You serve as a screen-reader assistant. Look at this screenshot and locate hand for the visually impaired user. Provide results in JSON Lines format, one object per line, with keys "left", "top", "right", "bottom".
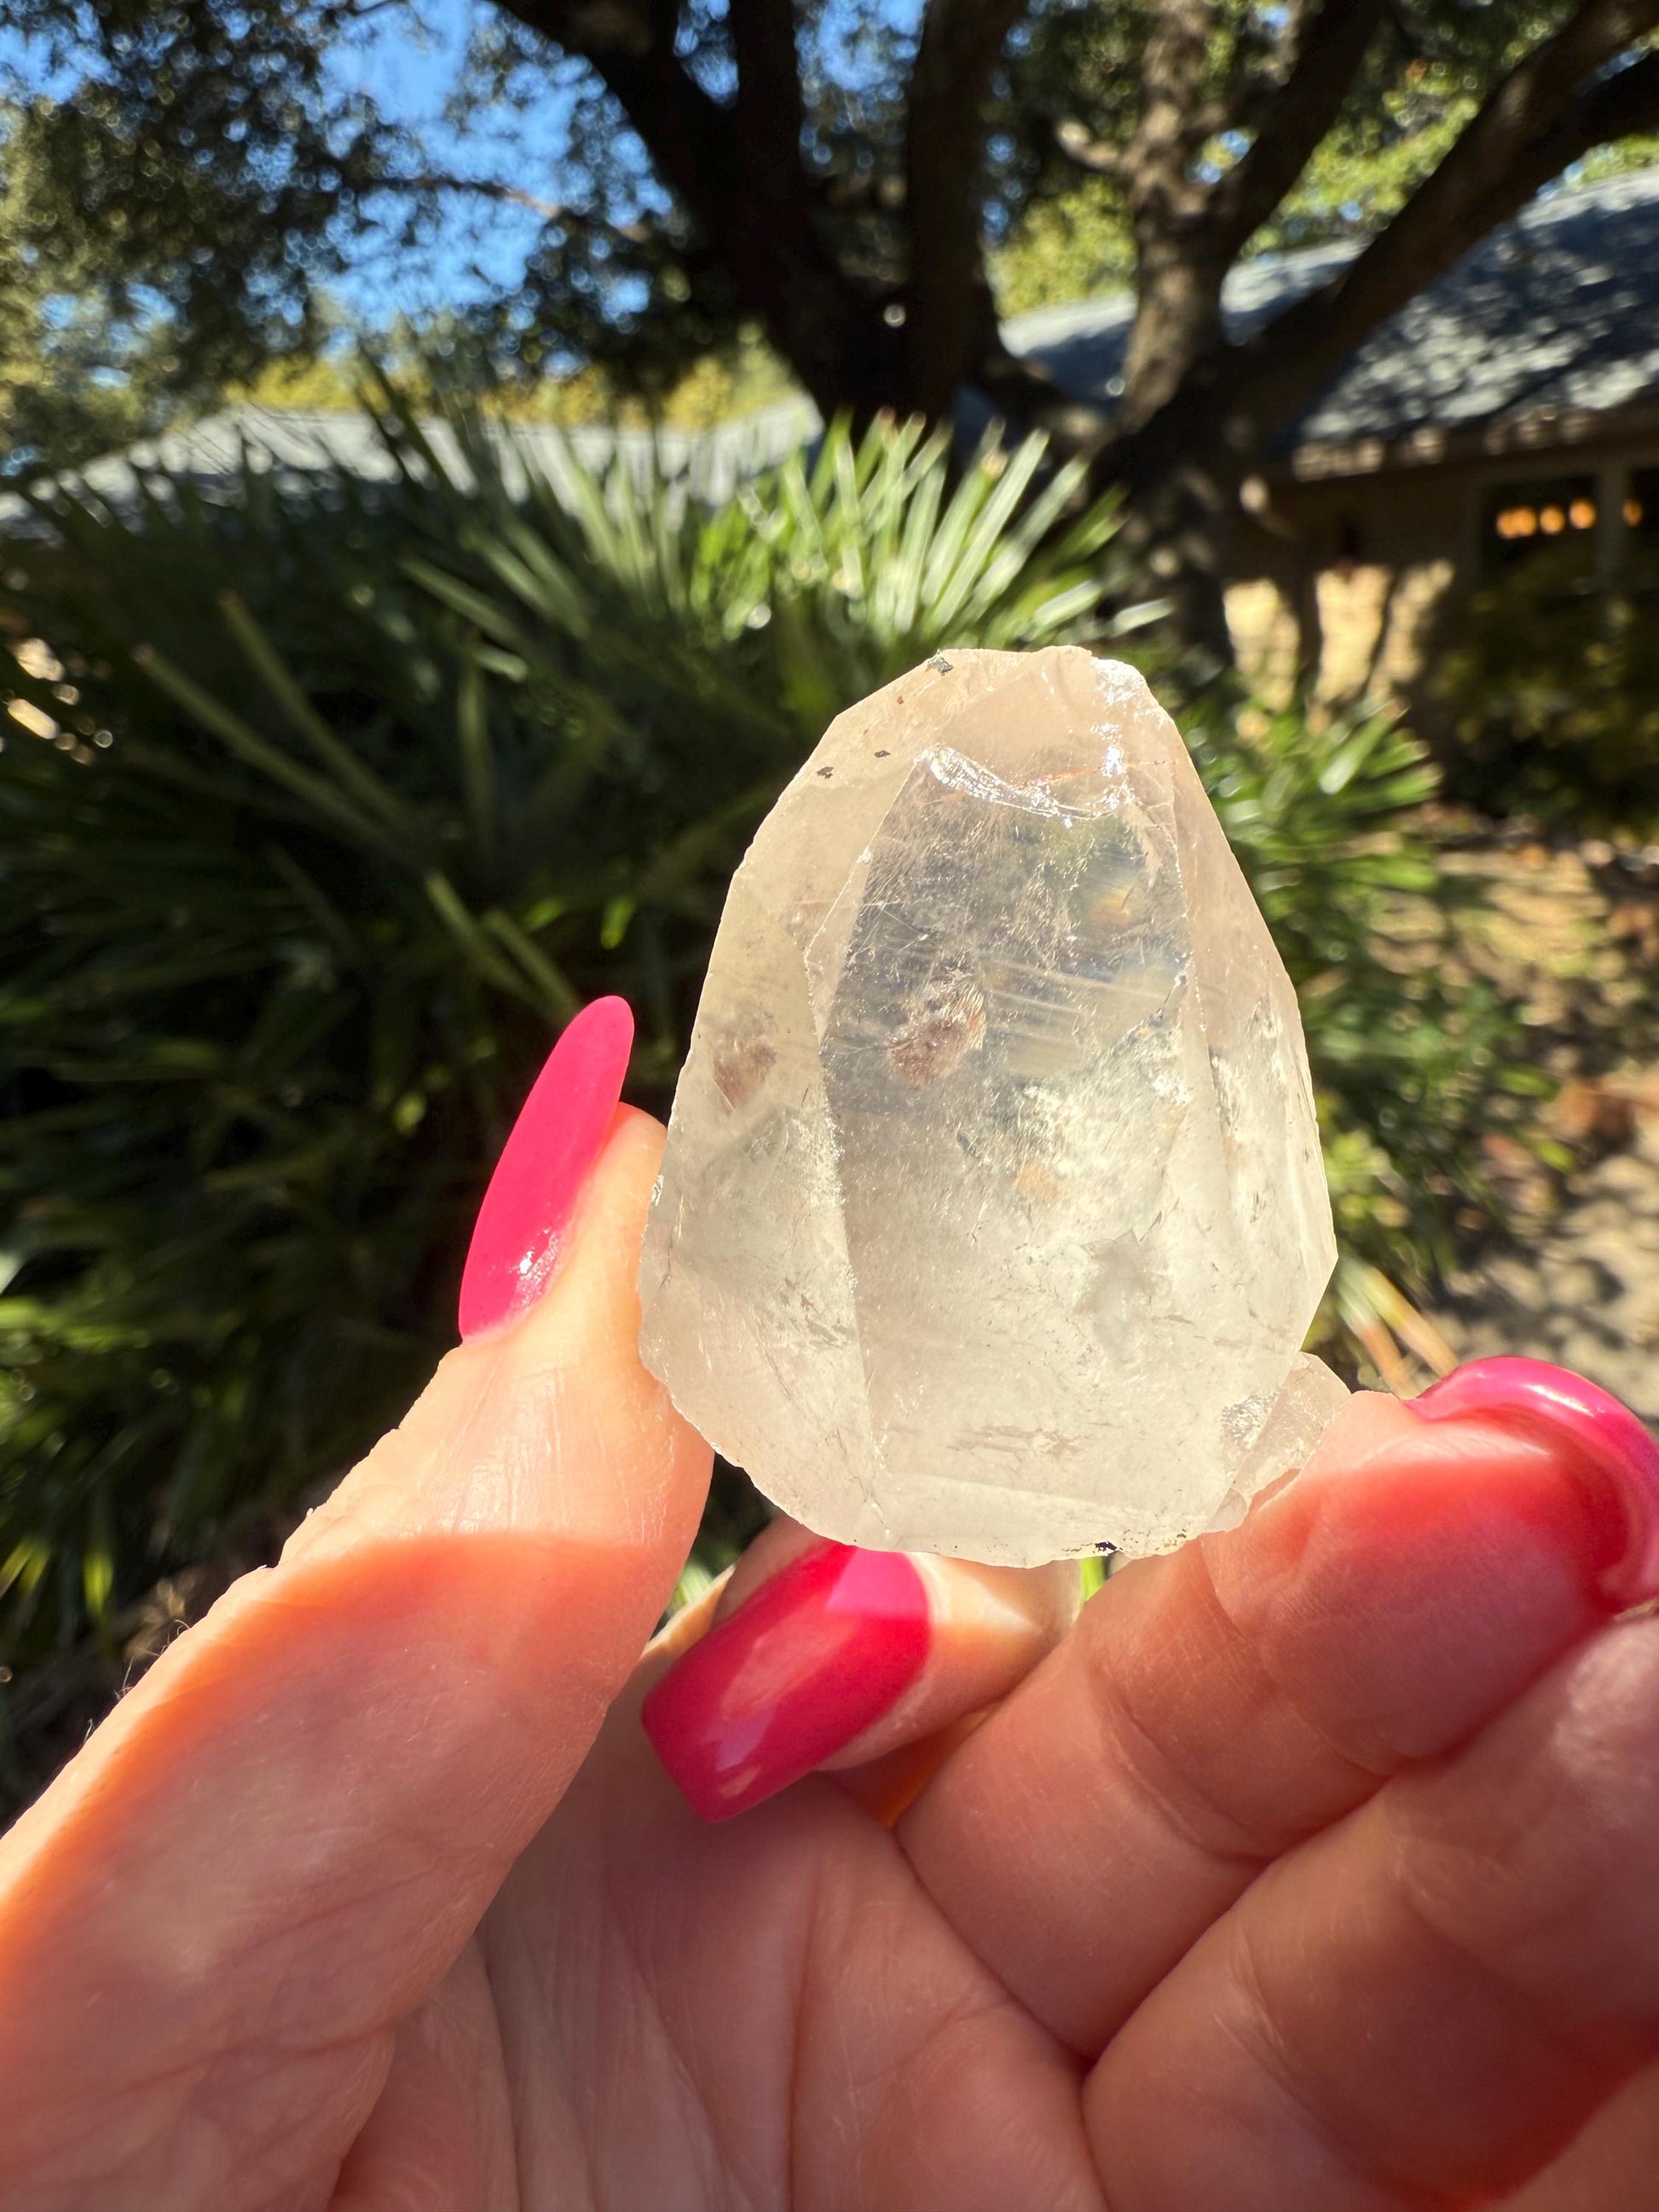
{"left": 4, "top": 1006, "right": 1659, "bottom": 2212}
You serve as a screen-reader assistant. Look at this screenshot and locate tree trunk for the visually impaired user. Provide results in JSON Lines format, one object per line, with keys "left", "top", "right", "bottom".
{"left": 512, "top": 0, "right": 1659, "bottom": 664}
{"left": 1109, "top": 426, "right": 1240, "bottom": 669}
{"left": 1110, "top": 219, "right": 1239, "bottom": 660}
{"left": 756, "top": 266, "right": 906, "bottom": 426}
{"left": 973, "top": 320, "right": 1246, "bottom": 666}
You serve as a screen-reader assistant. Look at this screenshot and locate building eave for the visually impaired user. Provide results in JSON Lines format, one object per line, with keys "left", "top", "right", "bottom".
{"left": 1272, "top": 395, "right": 1659, "bottom": 486}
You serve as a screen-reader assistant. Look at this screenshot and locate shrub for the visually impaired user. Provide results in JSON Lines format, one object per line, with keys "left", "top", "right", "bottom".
{"left": 0, "top": 400, "right": 1529, "bottom": 1659}
{"left": 0, "top": 405, "right": 1142, "bottom": 1656}
{"left": 1434, "top": 553, "right": 1659, "bottom": 830}
{"left": 1188, "top": 695, "right": 1544, "bottom": 1356}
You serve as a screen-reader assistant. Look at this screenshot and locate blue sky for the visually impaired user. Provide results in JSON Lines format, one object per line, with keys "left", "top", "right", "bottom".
{"left": 0, "top": 0, "right": 583, "bottom": 324}
{"left": 0, "top": 0, "right": 922, "bottom": 329}
{"left": 319, "top": 0, "right": 575, "bottom": 318}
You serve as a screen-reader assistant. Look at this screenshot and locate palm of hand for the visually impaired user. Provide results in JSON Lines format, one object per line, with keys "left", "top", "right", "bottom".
{"left": 4, "top": 1118, "right": 1658, "bottom": 2211}
{"left": 407, "top": 1705, "right": 1074, "bottom": 2211}
{"left": 346, "top": 1520, "right": 1659, "bottom": 2212}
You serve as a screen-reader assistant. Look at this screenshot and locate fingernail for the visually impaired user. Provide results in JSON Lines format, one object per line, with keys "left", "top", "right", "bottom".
{"left": 641, "top": 1542, "right": 929, "bottom": 1822}
{"left": 458, "top": 996, "right": 634, "bottom": 1339}
{"left": 1411, "top": 1357, "right": 1659, "bottom": 1604}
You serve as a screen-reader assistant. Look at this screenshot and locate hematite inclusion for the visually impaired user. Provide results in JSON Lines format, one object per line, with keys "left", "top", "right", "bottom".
{"left": 639, "top": 649, "right": 1343, "bottom": 1567}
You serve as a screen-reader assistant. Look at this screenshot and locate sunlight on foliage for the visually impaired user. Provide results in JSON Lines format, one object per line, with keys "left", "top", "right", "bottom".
{"left": 1436, "top": 554, "right": 1659, "bottom": 831}
{"left": 0, "top": 393, "right": 1534, "bottom": 1657}
{"left": 236, "top": 326, "right": 802, "bottom": 433}
{"left": 0, "top": 399, "right": 1138, "bottom": 1657}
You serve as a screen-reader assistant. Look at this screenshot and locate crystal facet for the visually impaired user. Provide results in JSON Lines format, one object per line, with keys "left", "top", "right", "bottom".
{"left": 639, "top": 648, "right": 1341, "bottom": 1566}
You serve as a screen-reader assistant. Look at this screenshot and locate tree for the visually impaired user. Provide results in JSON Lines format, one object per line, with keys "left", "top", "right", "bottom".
{"left": 5, "top": 1, "right": 1659, "bottom": 647}
{"left": 0, "top": 101, "right": 182, "bottom": 474}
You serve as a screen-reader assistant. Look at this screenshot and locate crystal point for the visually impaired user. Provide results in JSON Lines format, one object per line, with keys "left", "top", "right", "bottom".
{"left": 639, "top": 649, "right": 1341, "bottom": 1566}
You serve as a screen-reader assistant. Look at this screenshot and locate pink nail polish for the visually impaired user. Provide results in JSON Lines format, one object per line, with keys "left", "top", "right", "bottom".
{"left": 641, "top": 1543, "right": 929, "bottom": 1822}
{"left": 457, "top": 996, "right": 634, "bottom": 1339}
{"left": 1412, "top": 1357, "right": 1659, "bottom": 1604}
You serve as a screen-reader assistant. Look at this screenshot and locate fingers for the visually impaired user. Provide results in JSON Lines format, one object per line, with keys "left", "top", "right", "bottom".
{"left": 329, "top": 1942, "right": 517, "bottom": 2212}
{"left": 0, "top": 1024, "right": 711, "bottom": 2208}
{"left": 715, "top": 1516, "right": 1081, "bottom": 1776}
{"left": 1500, "top": 2064, "right": 1659, "bottom": 2210}
{"left": 1083, "top": 1608, "right": 1659, "bottom": 2207}
{"left": 641, "top": 1516, "right": 1078, "bottom": 1822}
{"left": 899, "top": 1383, "right": 1650, "bottom": 2057}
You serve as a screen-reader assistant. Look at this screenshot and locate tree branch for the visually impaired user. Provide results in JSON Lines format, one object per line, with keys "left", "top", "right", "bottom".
{"left": 1230, "top": 0, "right": 1659, "bottom": 434}
{"left": 906, "top": 0, "right": 1034, "bottom": 415}
{"left": 1207, "top": 0, "right": 1389, "bottom": 256}
{"left": 491, "top": 0, "right": 733, "bottom": 240}
{"left": 730, "top": 0, "right": 809, "bottom": 220}
{"left": 494, "top": 0, "right": 901, "bottom": 413}
{"left": 1053, "top": 116, "right": 1129, "bottom": 179}
{"left": 722, "top": 0, "right": 890, "bottom": 399}
{"left": 974, "top": 338, "right": 1115, "bottom": 449}
{"left": 1049, "top": 7, "right": 1309, "bottom": 222}
{"left": 388, "top": 172, "right": 650, "bottom": 243}
{"left": 1577, "top": 37, "right": 1659, "bottom": 138}
{"left": 1124, "top": 0, "right": 1217, "bottom": 232}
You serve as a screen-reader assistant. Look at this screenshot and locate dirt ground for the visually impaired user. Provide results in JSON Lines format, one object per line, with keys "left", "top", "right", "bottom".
{"left": 1423, "top": 829, "right": 1659, "bottom": 1432}
{"left": 1434, "top": 1100, "right": 1659, "bottom": 1429}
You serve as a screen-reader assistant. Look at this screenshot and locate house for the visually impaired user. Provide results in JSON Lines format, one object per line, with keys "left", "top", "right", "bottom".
{"left": 43, "top": 393, "right": 821, "bottom": 516}
{"left": 38, "top": 169, "right": 1659, "bottom": 703}
{"left": 1009, "top": 166, "right": 1659, "bottom": 700}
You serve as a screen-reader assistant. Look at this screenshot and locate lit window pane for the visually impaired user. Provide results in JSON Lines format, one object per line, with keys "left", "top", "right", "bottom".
{"left": 1483, "top": 475, "right": 1596, "bottom": 573}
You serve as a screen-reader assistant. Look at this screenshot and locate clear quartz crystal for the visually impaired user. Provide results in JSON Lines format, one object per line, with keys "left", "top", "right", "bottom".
{"left": 639, "top": 648, "right": 1343, "bottom": 1567}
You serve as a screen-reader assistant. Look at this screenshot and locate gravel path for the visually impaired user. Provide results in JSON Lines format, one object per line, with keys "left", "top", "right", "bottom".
{"left": 1414, "top": 835, "right": 1659, "bottom": 1437}
{"left": 1434, "top": 1098, "right": 1659, "bottom": 1433}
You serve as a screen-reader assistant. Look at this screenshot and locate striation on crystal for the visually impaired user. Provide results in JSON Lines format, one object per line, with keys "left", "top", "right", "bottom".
{"left": 638, "top": 648, "right": 1341, "bottom": 1567}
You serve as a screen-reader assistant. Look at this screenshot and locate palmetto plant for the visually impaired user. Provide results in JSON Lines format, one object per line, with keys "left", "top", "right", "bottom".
{"left": 0, "top": 404, "right": 1150, "bottom": 1659}
{"left": 0, "top": 399, "right": 1530, "bottom": 1667}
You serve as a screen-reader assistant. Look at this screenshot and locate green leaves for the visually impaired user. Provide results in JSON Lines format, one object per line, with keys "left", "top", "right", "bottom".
{"left": 0, "top": 392, "right": 1541, "bottom": 1670}
{"left": 1190, "top": 690, "right": 1536, "bottom": 1336}
{"left": 0, "top": 401, "right": 1128, "bottom": 1661}
{"left": 1436, "top": 558, "right": 1659, "bottom": 830}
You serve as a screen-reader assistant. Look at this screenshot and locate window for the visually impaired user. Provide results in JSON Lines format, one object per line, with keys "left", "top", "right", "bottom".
{"left": 1625, "top": 465, "right": 1659, "bottom": 566}
{"left": 1483, "top": 473, "right": 1598, "bottom": 573}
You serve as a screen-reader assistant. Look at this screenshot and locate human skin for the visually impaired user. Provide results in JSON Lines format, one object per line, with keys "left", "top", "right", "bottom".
{"left": 3, "top": 1106, "right": 1659, "bottom": 2208}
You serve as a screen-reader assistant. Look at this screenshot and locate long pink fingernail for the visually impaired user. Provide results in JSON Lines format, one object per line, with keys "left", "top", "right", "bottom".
{"left": 1411, "top": 1357, "right": 1659, "bottom": 1604}
{"left": 458, "top": 997, "right": 634, "bottom": 1339}
{"left": 642, "top": 1543, "right": 929, "bottom": 1822}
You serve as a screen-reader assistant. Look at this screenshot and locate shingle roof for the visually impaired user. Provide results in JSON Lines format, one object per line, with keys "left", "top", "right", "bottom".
{"left": 32, "top": 169, "right": 1659, "bottom": 513}
{"left": 1004, "top": 167, "right": 1659, "bottom": 454}
{"left": 55, "top": 395, "right": 819, "bottom": 512}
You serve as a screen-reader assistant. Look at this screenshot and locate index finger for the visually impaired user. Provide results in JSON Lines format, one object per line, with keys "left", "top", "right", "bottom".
{"left": 0, "top": 1039, "right": 710, "bottom": 2209}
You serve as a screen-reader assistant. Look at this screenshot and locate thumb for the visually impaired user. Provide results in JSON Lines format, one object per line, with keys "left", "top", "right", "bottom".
{"left": 0, "top": 1006, "right": 711, "bottom": 2209}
